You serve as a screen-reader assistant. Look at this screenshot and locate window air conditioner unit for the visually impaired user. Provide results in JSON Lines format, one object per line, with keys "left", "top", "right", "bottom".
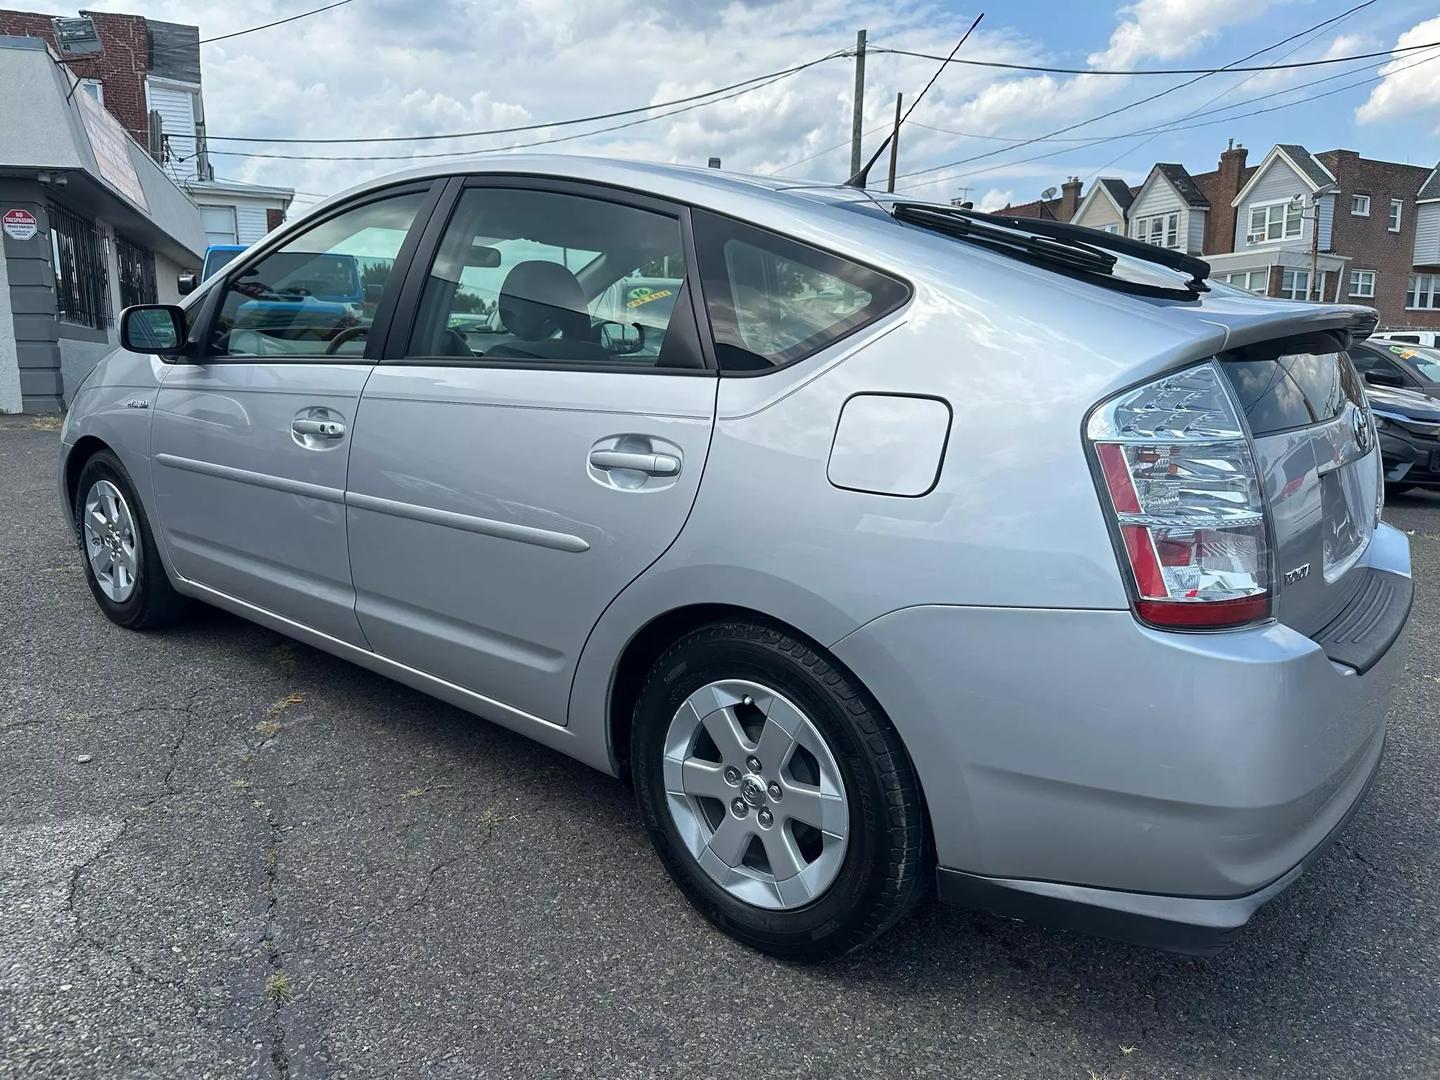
{"left": 1247, "top": 233, "right": 1265, "bottom": 244}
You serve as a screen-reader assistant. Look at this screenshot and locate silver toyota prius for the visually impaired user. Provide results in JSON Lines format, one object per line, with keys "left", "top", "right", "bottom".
{"left": 59, "top": 155, "right": 1412, "bottom": 959}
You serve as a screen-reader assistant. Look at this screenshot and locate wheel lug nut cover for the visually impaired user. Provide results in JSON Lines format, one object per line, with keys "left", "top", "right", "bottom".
{"left": 724, "top": 766, "right": 740, "bottom": 784}
{"left": 758, "top": 809, "right": 773, "bottom": 827}
{"left": 731, "top": 798, "right": 748, "bottom": 817}
{"left": 746, "top": 756, "right": 762, "bottom": 773}
{"left": 767, "top": 783, "right": 782, "bottom": 799}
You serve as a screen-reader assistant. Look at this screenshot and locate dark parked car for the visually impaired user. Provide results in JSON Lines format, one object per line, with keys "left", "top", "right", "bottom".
{"left": 1350, "top": 340, "right": 1440, "bottom": 492}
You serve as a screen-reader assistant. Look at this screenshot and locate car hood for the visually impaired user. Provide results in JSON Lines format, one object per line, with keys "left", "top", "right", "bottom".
{"left": 1366, "top": 382, "right": 1440, "bottom": 422}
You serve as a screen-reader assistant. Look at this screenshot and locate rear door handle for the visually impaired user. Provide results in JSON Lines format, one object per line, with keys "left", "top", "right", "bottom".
{"left": 293, "top": 418, "right": 345, "bottom": 439}
{"left": 588, "top": 449, "right": 680, "bottom": 476}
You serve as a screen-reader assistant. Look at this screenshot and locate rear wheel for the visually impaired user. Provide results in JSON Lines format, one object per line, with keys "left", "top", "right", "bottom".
{"left": 74, "top": 450, "right": 187, "bottom": 630}
{"left": 632, "top": 620, "right": 926, "bottom": 959}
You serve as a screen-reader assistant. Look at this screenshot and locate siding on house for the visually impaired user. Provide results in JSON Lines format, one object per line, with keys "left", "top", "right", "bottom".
{"left": 1073, "top": 193, "right": 1123, "bottom": 231}
{"left": 1187, "top": 209, "right": 1208, "bottom": 254}
{"left": 1414, "top": 202, "right": 1440, "bottom": 266}
{"left": 1234, "top": 157, "right": 1331, "bottom": 251}
{"left": 146, "top": 78, "right": 199, "bottom": 183}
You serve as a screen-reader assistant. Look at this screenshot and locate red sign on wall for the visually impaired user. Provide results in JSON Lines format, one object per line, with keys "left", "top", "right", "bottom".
{"left": 3, "top": 208, "right": 38, "bottom": 241}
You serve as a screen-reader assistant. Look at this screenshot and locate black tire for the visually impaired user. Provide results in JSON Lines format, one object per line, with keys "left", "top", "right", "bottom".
{"left": 73, "top": 449, "right": 188, "bottom": 630}
{"left": 631, "top": 620, "right": 927, "bottom": 960}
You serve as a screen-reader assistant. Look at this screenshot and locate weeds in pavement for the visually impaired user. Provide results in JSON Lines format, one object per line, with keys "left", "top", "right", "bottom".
{"left": 481, "top": 806, "right": 502, "bottom": 836}
{"left": 264, "top": 971, "right": 293, "bottom": 1004}
{"left": 266, "top": 692, "right": 304, "bottom": 718}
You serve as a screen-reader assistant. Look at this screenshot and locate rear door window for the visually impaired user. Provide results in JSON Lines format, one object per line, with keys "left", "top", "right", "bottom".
{"left": 692, "top": 211, "right": 909, "bottom": 372}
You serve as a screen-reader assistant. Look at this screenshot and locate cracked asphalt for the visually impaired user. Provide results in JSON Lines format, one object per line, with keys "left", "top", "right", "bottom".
{"left": 2, "top": 422, "right": 1439, "bottom": 1080}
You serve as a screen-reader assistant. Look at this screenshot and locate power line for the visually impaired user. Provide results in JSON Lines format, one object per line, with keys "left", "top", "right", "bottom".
{"left": 892, "top": 1, "right": 1377, "bottom": 185}
{"left": 199, "top": 59, "right": 829, "bottom": 163}
{"left": 197, "top": 51, "right": 850, "bottom": 144}
{"left": 1080, "top": 0, "right": 1371, "bottom": 183}
{"left": 196, "top": 0, "right": 357, "bottom": 46}
{"left": 766, "top": 124, "right": 890, "bottom": 175}
{"left": 897, "top": 46, "right": 1440, "bottom": 194}
{"left": 145, "top": 0, "right": 358, "bottom": 60}
{"left": 871, "top": 34, "right": 1438, "bottom": 76}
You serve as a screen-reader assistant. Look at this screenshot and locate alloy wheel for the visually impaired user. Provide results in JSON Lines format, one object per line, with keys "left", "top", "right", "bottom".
{"left": 662, "top": 679, "right": 849, "bottom": 910}
{"left": 83, "top": 479, "right": 139, "bottom": 603}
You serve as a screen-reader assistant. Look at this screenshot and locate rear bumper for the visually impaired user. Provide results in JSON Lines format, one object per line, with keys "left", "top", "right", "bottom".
{"left": 831, "top": 522, "right": 1411, "bottom": 946}
{"left": 935, "top": 734, "right": 1383, "bottom": 955}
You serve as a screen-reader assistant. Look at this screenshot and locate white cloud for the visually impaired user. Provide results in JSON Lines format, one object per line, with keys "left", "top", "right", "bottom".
{"left": 1356, "top": 16, "right": 1440, "bottom": 133}
{"left": 976, "top": 187, "right": 1014, "bottom": 210}
{"left": 1089, "top": 0, "right": 1281, "bottom": 70}
{"left": 79, "top": 0, "right": 1305, "bottom": 210}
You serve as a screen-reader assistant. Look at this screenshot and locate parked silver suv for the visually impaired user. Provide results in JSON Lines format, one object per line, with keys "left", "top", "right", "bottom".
{"left": 59, "top": 156, "right": 1412, "bottom": 958}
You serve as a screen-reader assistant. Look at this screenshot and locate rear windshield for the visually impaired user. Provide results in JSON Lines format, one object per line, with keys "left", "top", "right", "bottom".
{"left": 1218, "top": 333, "right": 1365, "bottom": 436}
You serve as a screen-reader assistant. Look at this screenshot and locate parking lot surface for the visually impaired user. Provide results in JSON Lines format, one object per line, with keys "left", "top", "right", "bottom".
{"left": 3, "top": 423, "right": 1439, "bottom": 1080}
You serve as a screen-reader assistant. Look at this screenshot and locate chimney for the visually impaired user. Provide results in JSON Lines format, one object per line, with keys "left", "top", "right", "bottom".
{"left": 1208, "top": 141, "right": 1249, "bottom": 255}
{"left": 1059, "top": 176, "right": 1083, "bottom": 221}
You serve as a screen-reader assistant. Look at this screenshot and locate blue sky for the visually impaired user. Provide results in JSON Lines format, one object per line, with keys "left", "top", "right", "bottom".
{"left": 89, "top": 0, "right": 1440, "bottom": 210}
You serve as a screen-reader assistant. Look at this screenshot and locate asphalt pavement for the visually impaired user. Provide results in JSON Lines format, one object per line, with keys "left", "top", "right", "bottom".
{"left": 2, "top": 421, "right": 1438, "bottom": 1080}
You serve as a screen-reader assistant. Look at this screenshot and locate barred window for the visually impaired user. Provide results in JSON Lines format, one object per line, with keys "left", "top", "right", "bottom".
{"left": 48, "top": 201, "right": 112, "bottom": 329}
{"left": 116, "top": 236, "right": 157, "bottom": 308}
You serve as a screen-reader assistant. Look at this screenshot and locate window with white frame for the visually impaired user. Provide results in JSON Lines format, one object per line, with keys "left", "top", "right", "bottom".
{"left": 1349, "top": 269, "right": 1376, "bottom": 298}
{"left": 1133, "top": 212, "right": 1179, "bottom": 249}
{"left": 1222, "top": 269, "right": 1269, "bottom": 294}
{"left": 80, "top": 78, "right": 103, "bottom": 104}
{"left": 1408, "top": 273, "right": 1439, "bottom": 309}
{"left": 1103, "top": 223, "right": 1121, "bottom": 234}
{"left": 1389, "top": 199, "right": 1403, "bottom": 232}
{"left": 1279, "top": 269, "right": 1311, "bottom": 300}
{"left": 1350, "top": 194, "right": 1369, "bottom": 216}
{"left": 1248, "top": 200, "right": 1302, "bottom": 243}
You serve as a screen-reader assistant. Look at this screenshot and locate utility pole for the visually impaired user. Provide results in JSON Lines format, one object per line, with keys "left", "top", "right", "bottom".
{"left": 850, "top": 29, "right": 867, "bottom": 178}
{"left": 1308, "top": 194, "right": 1321, "bottom": 301}
{"left": 886, "top": 92, "right": 902, "bottom": 193}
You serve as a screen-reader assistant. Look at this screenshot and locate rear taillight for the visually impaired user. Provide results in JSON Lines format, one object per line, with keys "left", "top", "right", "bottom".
{"left": 1086, "top": 361, "right": 1271, "bottom": 630}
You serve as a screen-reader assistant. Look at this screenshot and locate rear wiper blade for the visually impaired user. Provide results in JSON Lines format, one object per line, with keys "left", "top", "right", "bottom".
{"left": 893, "top": 204, "right": 1116, "bottom": 278}
{"left": 892, "top": 202, "right": 1212, "bottom": 298}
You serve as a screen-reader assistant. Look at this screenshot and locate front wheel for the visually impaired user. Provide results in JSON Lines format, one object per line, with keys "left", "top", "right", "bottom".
{"left": 74, "top": 450, "right": 188, "bottom": 630}
{"left": 632, "top": 621, "right": 927, "bottom": 960}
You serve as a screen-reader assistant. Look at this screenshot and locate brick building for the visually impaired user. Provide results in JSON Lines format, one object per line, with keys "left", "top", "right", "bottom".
{"left": 0, "top": 8, "right": 297, "bottom": 411}
{"left": 1000, "top": 141, "right": 1440, "bottom": 330}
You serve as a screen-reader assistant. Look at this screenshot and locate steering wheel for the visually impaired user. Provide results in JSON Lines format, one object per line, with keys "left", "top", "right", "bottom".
{"left": 325, "top": 325, "right": 369, "bottom": 355}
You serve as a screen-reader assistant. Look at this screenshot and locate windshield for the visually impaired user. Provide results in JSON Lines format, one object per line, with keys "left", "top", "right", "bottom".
{"left": 1385, "top": 342, "right": 1440, "bottom": 383}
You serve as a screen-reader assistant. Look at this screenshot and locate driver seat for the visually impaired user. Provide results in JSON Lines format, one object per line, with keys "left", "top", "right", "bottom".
{"left": 486, "top": 261, "right": 612, "bottom": 364}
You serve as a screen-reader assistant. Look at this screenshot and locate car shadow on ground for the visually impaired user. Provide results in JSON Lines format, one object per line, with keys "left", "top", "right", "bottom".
{"left": 167, "top": 597, "right": 1434, "bottom": 1079}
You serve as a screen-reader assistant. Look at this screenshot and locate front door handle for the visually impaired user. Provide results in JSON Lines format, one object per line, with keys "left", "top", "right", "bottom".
{"left": 589, "top": 449, "right": 680, "bottom": 476}
{"left": 293, "top": 418, "right": 345, "bottom": 439}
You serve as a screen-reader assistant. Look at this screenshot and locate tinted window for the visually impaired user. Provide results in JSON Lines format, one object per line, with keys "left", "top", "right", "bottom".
{"left": 207, "top": 192, "right": 424, "bottom": 359}
{"left": 692, "top": 211, "right": 909, "bottom": 372}
{"left": 1219, "top": 334, "right": 1365, "bottom": 436}
{"left": 406, "top": 187, "right": 692, "bottom": 368}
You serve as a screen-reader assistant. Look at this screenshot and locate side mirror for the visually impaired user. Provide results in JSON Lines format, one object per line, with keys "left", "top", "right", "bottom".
{"left": 120, "top": 304, "right": 189, "bottom": 357}
{"left": 598, "top": 320, "right": 645, "bottom": 355}
{"left": 364, "top": 282, "right": 385, "bottom": 304}
{"left": 177, "top": 271, "right": 198, "bottom": 295}
{"left": 1364, "top": 368, "right": 1405, "bottom": 388}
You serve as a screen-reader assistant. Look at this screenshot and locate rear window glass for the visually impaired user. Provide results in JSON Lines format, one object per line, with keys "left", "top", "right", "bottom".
{"left": 1218, "top": 334, "right": 1364, "bottom": 436}
{"left": 692, "top": 211, "right": 909, "bottom": 372}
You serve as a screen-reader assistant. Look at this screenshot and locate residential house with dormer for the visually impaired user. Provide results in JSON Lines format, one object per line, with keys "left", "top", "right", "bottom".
{"left": 1070, "top": 178, "right": 1133, "bottom": 234}
{"left": 1126, "top": 163, "right": 1210, "bottom": 254}
{"left": 1001, "top": 140, "right": 1440, "bottom": 330}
